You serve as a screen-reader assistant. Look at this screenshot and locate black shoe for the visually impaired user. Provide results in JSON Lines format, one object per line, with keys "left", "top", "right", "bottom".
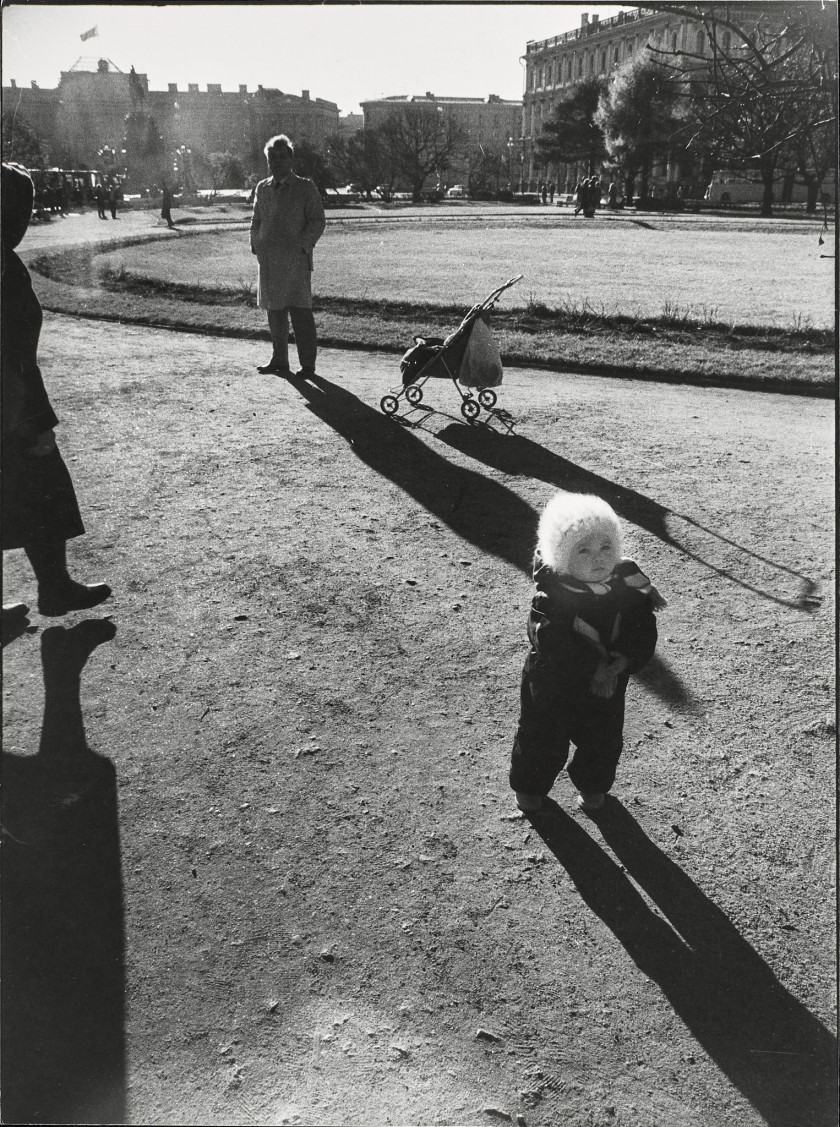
{"left": 3, "top": 602, "right": 30, "bottom": 620}
{"left": 296, "top": 366, "right": 317, "bottom": 380}
{"left": 38, "top": 581, "right": 112, "bottom": 617}
{"left": 257, "top": 360, "right": 291, "bottom": 375}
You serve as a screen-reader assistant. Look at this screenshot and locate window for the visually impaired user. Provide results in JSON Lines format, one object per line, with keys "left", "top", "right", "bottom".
{"left": 600, "top": 50, "right": 607, "bottom": 72}
{"left": 695, "top": 30, "right": 705, "bottom": 54}
{"left": 722, "top": 30, "right": 731, "bottom": 50}
{"left": 671, "top": 32, "right": 678, "bottom": 52}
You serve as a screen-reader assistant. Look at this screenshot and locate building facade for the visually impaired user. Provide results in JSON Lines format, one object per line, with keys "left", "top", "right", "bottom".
{"left": 360, "top": 93, "right": 523, "bottom": 189}
{"left": 521, "top": 7, "right": 714, "bottom": 193}
{"left": 2, "top": 57, "right": 340, "bottom": 185}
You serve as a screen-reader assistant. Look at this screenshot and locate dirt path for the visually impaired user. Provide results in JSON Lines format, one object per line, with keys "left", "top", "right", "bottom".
{"left": 2, "top": 315, "right": 835, "bottom": 1127}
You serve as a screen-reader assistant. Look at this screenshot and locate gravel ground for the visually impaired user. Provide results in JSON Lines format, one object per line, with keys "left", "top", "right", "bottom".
{"left": 2, "top": 304, "right": 835, "bottom": 1126}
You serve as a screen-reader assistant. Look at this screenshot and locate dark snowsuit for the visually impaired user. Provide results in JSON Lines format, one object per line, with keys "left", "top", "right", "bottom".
{"left": 510, "top": 553, "right": 658, "bottom": 797}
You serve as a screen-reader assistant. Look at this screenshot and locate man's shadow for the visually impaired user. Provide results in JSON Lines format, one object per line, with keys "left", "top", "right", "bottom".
{"left": 1, "top": 620, "right": 126, "bottom": 1125}
{"left": 530, "top": 800, "right": 838, "bottom": 1127}
{"left": 285, "top": 373, "right": 696, "bottom": 712}
{"left": 436, "top": 423, "right": 822, "bottom": 613}
{"left": 288, "top": 372, "right": 539, "bottom": 573}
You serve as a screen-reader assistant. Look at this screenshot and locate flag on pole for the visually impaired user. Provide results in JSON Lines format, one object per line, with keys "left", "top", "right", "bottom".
{"left": 80, "top": 26, "right": 98, "bottom": 42}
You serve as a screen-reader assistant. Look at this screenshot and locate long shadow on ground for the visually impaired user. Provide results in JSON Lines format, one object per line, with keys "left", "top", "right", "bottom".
{"left": 529, "top": 799, "right": 838, "bottom": 1127}
{"left": 1, "top": 620, "right": 126, "bottom": 1125}
{"left": 435, "top": 423, "right": 822, "bottom": 614}
{"left": 285, "top": 373, "right": 695, "bottom": 713}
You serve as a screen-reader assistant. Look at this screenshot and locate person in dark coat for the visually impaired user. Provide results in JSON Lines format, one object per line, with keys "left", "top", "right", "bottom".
{"left": 1, "top": 163, "right": 111, "bottom": 624}
{"left": 94, "top": 181, "right": 108, "bottom": 219}
{"left": 583, "top": 176, "right": 599, "bottom": 218}
{"left": 510, "top": 492, "right": 664, "bottom": 814}
{"left": 107, "top": 179, "right": 118, "bottom": 219}
{"left": 160, "top": 181, "right": 176, "bottom": 228}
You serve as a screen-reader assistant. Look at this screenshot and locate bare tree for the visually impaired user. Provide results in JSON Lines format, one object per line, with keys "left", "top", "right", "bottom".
{"left": 2, "top": 110, "right": 50, "bottom": 167}
{"left": 378, "top": 104, "right": 465, "bottom": 201}
{"left": 643, "top": 2, "right": 838, "bottom": 215}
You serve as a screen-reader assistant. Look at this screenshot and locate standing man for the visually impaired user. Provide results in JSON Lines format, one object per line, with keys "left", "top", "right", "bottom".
{"left": 250, "top": 134, "right": 326, "bottom": 378}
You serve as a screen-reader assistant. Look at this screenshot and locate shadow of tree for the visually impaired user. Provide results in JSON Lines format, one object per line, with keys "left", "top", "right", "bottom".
{"left": 435, "top": 422, "right": 821, "bottom": 613}
{"left": 287, "top": 375, "right": 696, "bottom": 713}
{"left": 529, "top": 799, "right": 837, "bottom": 1127}
{"left": 1, "top": 620, "right": 126, "bottom": 1125}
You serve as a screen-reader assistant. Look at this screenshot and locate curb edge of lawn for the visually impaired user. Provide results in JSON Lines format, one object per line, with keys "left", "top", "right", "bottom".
{"left": 39, "top": 302, "right": 837, "bottom": 400}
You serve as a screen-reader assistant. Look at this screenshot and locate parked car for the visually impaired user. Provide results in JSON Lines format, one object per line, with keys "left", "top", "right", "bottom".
{"left": 446, "top": 185, "right": 468, "bottom": 199}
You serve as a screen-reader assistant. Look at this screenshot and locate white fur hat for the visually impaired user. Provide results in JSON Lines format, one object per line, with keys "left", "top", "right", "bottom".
{"left": 537, "top": 491, "right": 623, "bottom": 574}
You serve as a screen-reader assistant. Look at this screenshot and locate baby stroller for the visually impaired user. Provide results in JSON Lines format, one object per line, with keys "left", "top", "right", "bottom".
{"left": 380, "top": 274, "right": 523, "bottom": 422}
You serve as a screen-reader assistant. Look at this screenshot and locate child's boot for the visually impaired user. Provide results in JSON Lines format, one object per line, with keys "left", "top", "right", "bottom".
{"left": 576, "top": 790, "right": 606, "bottom": 813}
{"left": 515, "top": 791, "right": 544, "bottom": 813}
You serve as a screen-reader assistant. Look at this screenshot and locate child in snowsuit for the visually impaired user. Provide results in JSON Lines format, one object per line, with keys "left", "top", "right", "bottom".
{"left": 510, "top": 492, "right": 666, "bottom": 814}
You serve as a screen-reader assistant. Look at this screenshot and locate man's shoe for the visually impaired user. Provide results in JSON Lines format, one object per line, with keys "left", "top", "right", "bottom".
{"left": 296, "top": 366, "right": 317, "bottom": 380}
{"left": 38, "top": 581, "right": 112, "bottom": 617}
{"left": 257, "top": 360, "right": 291, "bottom": 375}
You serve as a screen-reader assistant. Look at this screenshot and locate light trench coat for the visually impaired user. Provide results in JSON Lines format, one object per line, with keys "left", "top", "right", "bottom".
{"left": 249, "top": 173, "right": 326, "bottom": 309}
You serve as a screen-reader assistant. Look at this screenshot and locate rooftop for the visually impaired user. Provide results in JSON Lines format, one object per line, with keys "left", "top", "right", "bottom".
{"left": 525, "top": 7, "right": 660, "bottom": 53}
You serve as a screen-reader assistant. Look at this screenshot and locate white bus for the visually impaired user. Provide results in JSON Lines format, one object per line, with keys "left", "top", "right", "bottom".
{"left": 704, "top": 169, "right": 809, "bottom": 205}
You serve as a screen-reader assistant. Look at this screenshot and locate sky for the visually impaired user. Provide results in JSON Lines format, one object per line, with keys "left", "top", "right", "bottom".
{"left": 1, "top": 2, "right": 630, "bottom": 115}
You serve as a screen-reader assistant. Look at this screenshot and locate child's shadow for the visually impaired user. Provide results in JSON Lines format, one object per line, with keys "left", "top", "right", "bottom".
{"left": 530, "top": 800, "right": 837, "bottom": 1127}
{"left": 2, "top": 619, "right": 126, "bottom": 1126}
{"left": 436, "top": 423, "right": 821, "bottom": 613}
{"left": 287, "top": 374, "right": 696, "bottom": 712}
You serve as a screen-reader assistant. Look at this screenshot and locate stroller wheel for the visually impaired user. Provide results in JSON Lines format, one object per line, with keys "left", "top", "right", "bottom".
{"left": 380, "top": 395, "right": 399, "bottom": 416}
{"left": 478, "top": 388, "right": 497, "bottom": 408}
{"left": 405, "top": 384, "right": 424, "bottom": 405}
{"left": 461, "top": 398, "right": 481, "bottom": 421}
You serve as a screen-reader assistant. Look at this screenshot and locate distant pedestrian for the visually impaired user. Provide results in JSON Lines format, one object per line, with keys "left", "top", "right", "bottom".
{"left": 108, "top": 180, "right": 118, "bottom": 219}
{"left": 510, "top": 492, "right": 665, "bottom": 815}
{"left": 548, "top": 181, "right": 556, "bottom": 204}
{"left": 583, "top": 177, "right": 599, "bottom": 218}
{"left": 541, "top": 182, "right": 548, "bottom": 205}
{"left": 608, "top": 181, "right": 618, "bottom": 208}
{"left": 160, "top": 182, "right": 177, "bottom": 228}
{"left": 250, "top": 134, "right": 326, "bottom": 378}
{"left": 573, "top": 180, "right": 584, "bottom": 216}
{"left": 95, "top": 182, "right": 108, "bottom": 219}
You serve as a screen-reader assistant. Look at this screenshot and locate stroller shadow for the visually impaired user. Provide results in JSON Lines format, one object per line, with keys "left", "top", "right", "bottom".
{"left": 529, "top": 800, "right": 838, "bottom": 1127}
{"left": 435, "top": 424, "right": 822, "bottom": 613}
{"left": 288, "top": 375, "right": 695, "bottom": 712}
{"left": 288, "top": 373, "right": 537, "bottom": 573}
{"left": 1, "top": 619, "right": 126, "bottom": 1125}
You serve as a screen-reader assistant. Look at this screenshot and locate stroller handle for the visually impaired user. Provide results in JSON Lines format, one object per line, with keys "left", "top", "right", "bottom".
{"left": 479, "top": 274, "right": 524, "bottom": 311}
